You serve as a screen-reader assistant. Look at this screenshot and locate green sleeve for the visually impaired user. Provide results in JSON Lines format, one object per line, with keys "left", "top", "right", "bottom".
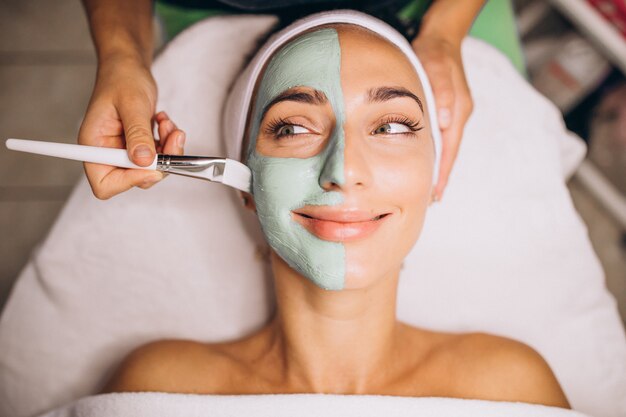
{"left": 399, "top": 0, "right": 527, "bottom": 77}
{"left": 157, "top": 0, "right": 527, "bottom": 77}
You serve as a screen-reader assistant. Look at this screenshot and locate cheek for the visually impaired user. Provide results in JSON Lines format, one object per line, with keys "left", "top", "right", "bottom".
{"left": 343, "top": 145, "right": 433, "bottom": 287}
{"left": 247, "top": 150, "right": 347, "bottom": 290}
{"left": 381, "top": 145, "right": 433, "bottom": 248}
{"left": 378, "top": 140, "right": 434, "bottom": 209}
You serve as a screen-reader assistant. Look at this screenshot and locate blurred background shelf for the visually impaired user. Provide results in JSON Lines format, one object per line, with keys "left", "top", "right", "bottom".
{"left": 548, "top": 0, "right": 626, "bottom": 76}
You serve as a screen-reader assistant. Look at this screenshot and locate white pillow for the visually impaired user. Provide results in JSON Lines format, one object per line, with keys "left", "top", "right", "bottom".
{"left": 0, "top": 14, "right": 624, "bottom": 417}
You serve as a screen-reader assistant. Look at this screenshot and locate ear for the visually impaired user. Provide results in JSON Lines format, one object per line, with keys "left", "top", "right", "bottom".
{"left": 238, "top": 190, "right": 257, "bottom": 213}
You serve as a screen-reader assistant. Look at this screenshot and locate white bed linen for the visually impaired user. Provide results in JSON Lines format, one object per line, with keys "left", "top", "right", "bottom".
{"left": 39, "top": 393, "right": 590, "bottom": 417}
{"left": 0, "top": 13, "right": 624, "bottom": 417}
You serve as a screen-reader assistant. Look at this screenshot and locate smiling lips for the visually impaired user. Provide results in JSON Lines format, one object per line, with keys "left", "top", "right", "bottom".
{"left": 292, "top": 208, "right": 391, "bottom": 242}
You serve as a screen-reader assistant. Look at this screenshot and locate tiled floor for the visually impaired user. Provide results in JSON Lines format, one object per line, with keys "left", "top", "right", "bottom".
{"left": 0, "top": 0, "right": 624, "bottom": 332}
{"left": 0, "top": 0, "right": 95, "bottom": 308}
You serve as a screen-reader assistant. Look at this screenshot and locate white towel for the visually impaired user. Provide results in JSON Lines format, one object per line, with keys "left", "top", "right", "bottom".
{"left": 39, "top": 393, "right": 591, "bottom": 417}
{"left": 1, "top": 13, "right": 624, "bottom": 417}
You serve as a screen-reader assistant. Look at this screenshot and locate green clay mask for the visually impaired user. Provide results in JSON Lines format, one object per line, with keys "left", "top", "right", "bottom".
{"left": 246, "top": 28, "right": 346, "bottom": 290}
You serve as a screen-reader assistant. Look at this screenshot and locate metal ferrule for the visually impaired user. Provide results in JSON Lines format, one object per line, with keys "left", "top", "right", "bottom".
{"left": 156, "top": 154, "right": 226, "bottom": 183}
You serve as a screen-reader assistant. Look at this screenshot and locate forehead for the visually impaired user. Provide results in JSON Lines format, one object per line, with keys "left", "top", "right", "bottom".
{"left": 257, "top": 27, "right": 341, "bottom": 100}
{"left": 335, "top": 25, "right": 423, "bottom": 93}
{"left": 258, "top": 24, "right": 422, "bottom": 95}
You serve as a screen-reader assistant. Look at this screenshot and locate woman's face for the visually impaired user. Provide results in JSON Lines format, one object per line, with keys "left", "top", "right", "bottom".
{"left": 244, "top": 24, "right": 434, "bottom": 290}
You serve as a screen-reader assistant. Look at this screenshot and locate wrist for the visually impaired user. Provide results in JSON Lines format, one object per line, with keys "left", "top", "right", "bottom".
{"left": 97, "top": 41, "right": 152, "bottom": 70}
{"left": 414, "top": 0, "right": 486, "bottom": 47}
{"left": 95, "top": 54, "right": 156, "bottom": 97}
{"left": 416, "top": 12, "right": 464, "bottom": 47}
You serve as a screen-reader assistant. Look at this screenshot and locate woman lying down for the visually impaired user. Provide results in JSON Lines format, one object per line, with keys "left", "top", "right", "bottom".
{"left": 102, "top": 10, "right": 570, "bottom": 410}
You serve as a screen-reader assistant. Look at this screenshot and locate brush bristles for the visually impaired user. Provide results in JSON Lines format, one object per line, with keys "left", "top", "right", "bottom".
{"left": 223, "top": 159, "right": 252, "bottom": 193}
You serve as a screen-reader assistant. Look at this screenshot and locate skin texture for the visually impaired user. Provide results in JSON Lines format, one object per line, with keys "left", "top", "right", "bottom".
{"left": 246, "top": 24, "right": 435, "bottom": 291}
{"left": 246, "top": 28, "right": 346, "bottom": 290}
{"left": 103, "top": 25, "right": 570, "bottom": 410}
{"left": 79, "top": 0, "right": 481, "bottom": 201}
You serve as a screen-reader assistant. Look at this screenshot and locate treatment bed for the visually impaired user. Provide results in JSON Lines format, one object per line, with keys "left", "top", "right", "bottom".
{"left": 0, "top": 14, "right": 624, "bottom": 417}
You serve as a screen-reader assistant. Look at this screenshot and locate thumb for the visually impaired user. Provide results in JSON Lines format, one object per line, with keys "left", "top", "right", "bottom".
{"left": 118, "top": 97, "right": 156, "bottom": 167}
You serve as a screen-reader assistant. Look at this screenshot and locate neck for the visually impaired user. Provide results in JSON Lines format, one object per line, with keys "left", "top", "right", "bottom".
{"left": 265, "top": 250, "right": 403, "bottom": 393}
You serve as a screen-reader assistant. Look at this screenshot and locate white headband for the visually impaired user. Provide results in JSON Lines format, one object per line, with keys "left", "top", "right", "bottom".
{"left": 222, "top": 9, "right": 442, "bottom": 185}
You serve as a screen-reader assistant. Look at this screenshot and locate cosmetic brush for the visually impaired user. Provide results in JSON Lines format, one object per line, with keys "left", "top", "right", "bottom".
{"left": 5, "top": 138, "right": 251, "bottom": 193}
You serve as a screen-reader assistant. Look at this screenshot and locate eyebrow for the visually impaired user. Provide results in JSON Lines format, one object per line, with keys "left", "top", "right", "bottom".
{"left": 260, "top": 85, "right": 424, "bottom": 120}
{"left": 261, "top": 88, "right": 328, "bottom": 120}
{"left": 367, "top": 86, "right": 424, "bottom": 113}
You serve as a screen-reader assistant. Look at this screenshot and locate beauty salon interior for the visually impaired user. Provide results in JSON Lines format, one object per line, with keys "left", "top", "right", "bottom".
{"left": 1, "top": 0, "right": 625, "bottom": 416}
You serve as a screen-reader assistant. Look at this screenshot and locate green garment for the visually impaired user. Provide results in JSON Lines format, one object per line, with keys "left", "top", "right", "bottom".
{"left": 398, "top": 0, "right": 526, "bottom": 76}
{"left": 155, "top": 0, "right": 526, "bottom": 76}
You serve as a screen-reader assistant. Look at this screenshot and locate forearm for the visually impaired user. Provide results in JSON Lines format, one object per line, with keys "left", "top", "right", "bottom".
{"left": 418, "top": 0, "right": 486, "bottom": 45}
{"left": 82, "top": 0, "right": 154, "bottom": 67}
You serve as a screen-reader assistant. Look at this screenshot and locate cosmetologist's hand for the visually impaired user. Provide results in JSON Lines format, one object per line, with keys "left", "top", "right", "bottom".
{"left": 78, "top": 58, "right": 185, "bottom": 199}
{"left": 411, "top": 35, "right": 473, "bottom": 202}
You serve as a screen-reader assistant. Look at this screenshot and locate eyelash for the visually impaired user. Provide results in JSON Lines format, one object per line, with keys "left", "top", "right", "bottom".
{"left": 263, "top": 117, "right": 300, "bottom": 137}
{"left": 378, "top": 115, "right": 424, "bottom": 134}
{"left": 263, "top": 115, "right": 424, "bottom": 139}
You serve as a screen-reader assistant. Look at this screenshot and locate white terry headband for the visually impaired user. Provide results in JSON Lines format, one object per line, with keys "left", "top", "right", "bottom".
{"left": 222, "top": 9, "right": 442, "bottom": 185}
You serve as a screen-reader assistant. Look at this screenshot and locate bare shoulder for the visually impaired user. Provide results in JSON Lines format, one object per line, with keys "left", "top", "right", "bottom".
{"left": 102, "top": 339, "right": 231, "bottom": 394}
{"left": 444, "top": 332, "right": 571, "bottom": 408}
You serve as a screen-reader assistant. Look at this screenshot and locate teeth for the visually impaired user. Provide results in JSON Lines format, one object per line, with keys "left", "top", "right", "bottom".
{"left": 298, "top": 213, "right": 387, "bottom": 221}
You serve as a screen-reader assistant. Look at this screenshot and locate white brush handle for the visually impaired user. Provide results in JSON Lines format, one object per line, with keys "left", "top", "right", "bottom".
{"left": 5, "top": 138, "right": 157, "bottom": 170}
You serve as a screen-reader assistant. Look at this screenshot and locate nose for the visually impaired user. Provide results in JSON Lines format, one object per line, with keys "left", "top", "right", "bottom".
{"left": 318, "top": 134, "right": 344, "bottom": 191}
{"left": 318, "top": 128, "right": 372, "bottom": 191}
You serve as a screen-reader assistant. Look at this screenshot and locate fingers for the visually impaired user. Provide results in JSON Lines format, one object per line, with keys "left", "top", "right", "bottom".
{"left": 429, "top": 63, "right": 455, "bottom": 130}
{"left": 78, "top": 60, "right": 161, "bottom": 199}
{"left": 79, "top": 102, "right": 160, "bottom": 200}
{"left": 97, "top": 167, "right": 164, "bottom": 197}
{"left": 80, "top": 107, "right": 186, "bottom": 199}
{"left": 163, "top": 130, "right": 186, "bottom": 155}
{"left": 118, "top": 94, "right": 157, "bottom": 167}
{"left": 433, "top": 70, "right": 474, "bottom": 202}
{"left": 412, "top": 37, "right": 474, "bottom": 202}
{"left": 412, "top": 38, "right": 456, "bottom": 130}
{"left": 156, "top": 111, "right": 185, "bottom": 155}
{"left": 79, "top": 104, "right": 124, "bottom": 196}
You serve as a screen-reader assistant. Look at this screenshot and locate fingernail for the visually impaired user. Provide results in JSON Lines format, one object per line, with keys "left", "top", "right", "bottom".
{"left": 438, "top": 108, "right": 451, "bottom": 128}
{"left": 133, "top": 145, "right": 153, "bottom": 159}
{"left": 177, "top": 132, "right": 186, "bottom": 148}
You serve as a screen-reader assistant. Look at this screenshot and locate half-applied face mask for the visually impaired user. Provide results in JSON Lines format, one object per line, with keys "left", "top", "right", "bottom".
{"left": 222, "top": 10, "right": 443, "bottom": 290}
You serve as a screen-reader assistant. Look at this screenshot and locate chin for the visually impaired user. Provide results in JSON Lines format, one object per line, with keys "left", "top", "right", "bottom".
{"left": 341, "top": 223, "right": 422, "bottom": 290}
{"left": 342, "top": 258, "right": 402, "bottom": 290}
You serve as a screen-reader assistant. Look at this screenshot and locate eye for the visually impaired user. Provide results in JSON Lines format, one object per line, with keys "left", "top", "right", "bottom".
{"left": 374, "top": 122, "right": 411, "bottom": 135}
{"left": 372, "top": 116, "right": 424, "bottom": 136}
{"left": 276, "top": 124, "right": 310, "bottom": 138}
{"left": 263, "top": 117, "right": 314, "bottom": 139}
